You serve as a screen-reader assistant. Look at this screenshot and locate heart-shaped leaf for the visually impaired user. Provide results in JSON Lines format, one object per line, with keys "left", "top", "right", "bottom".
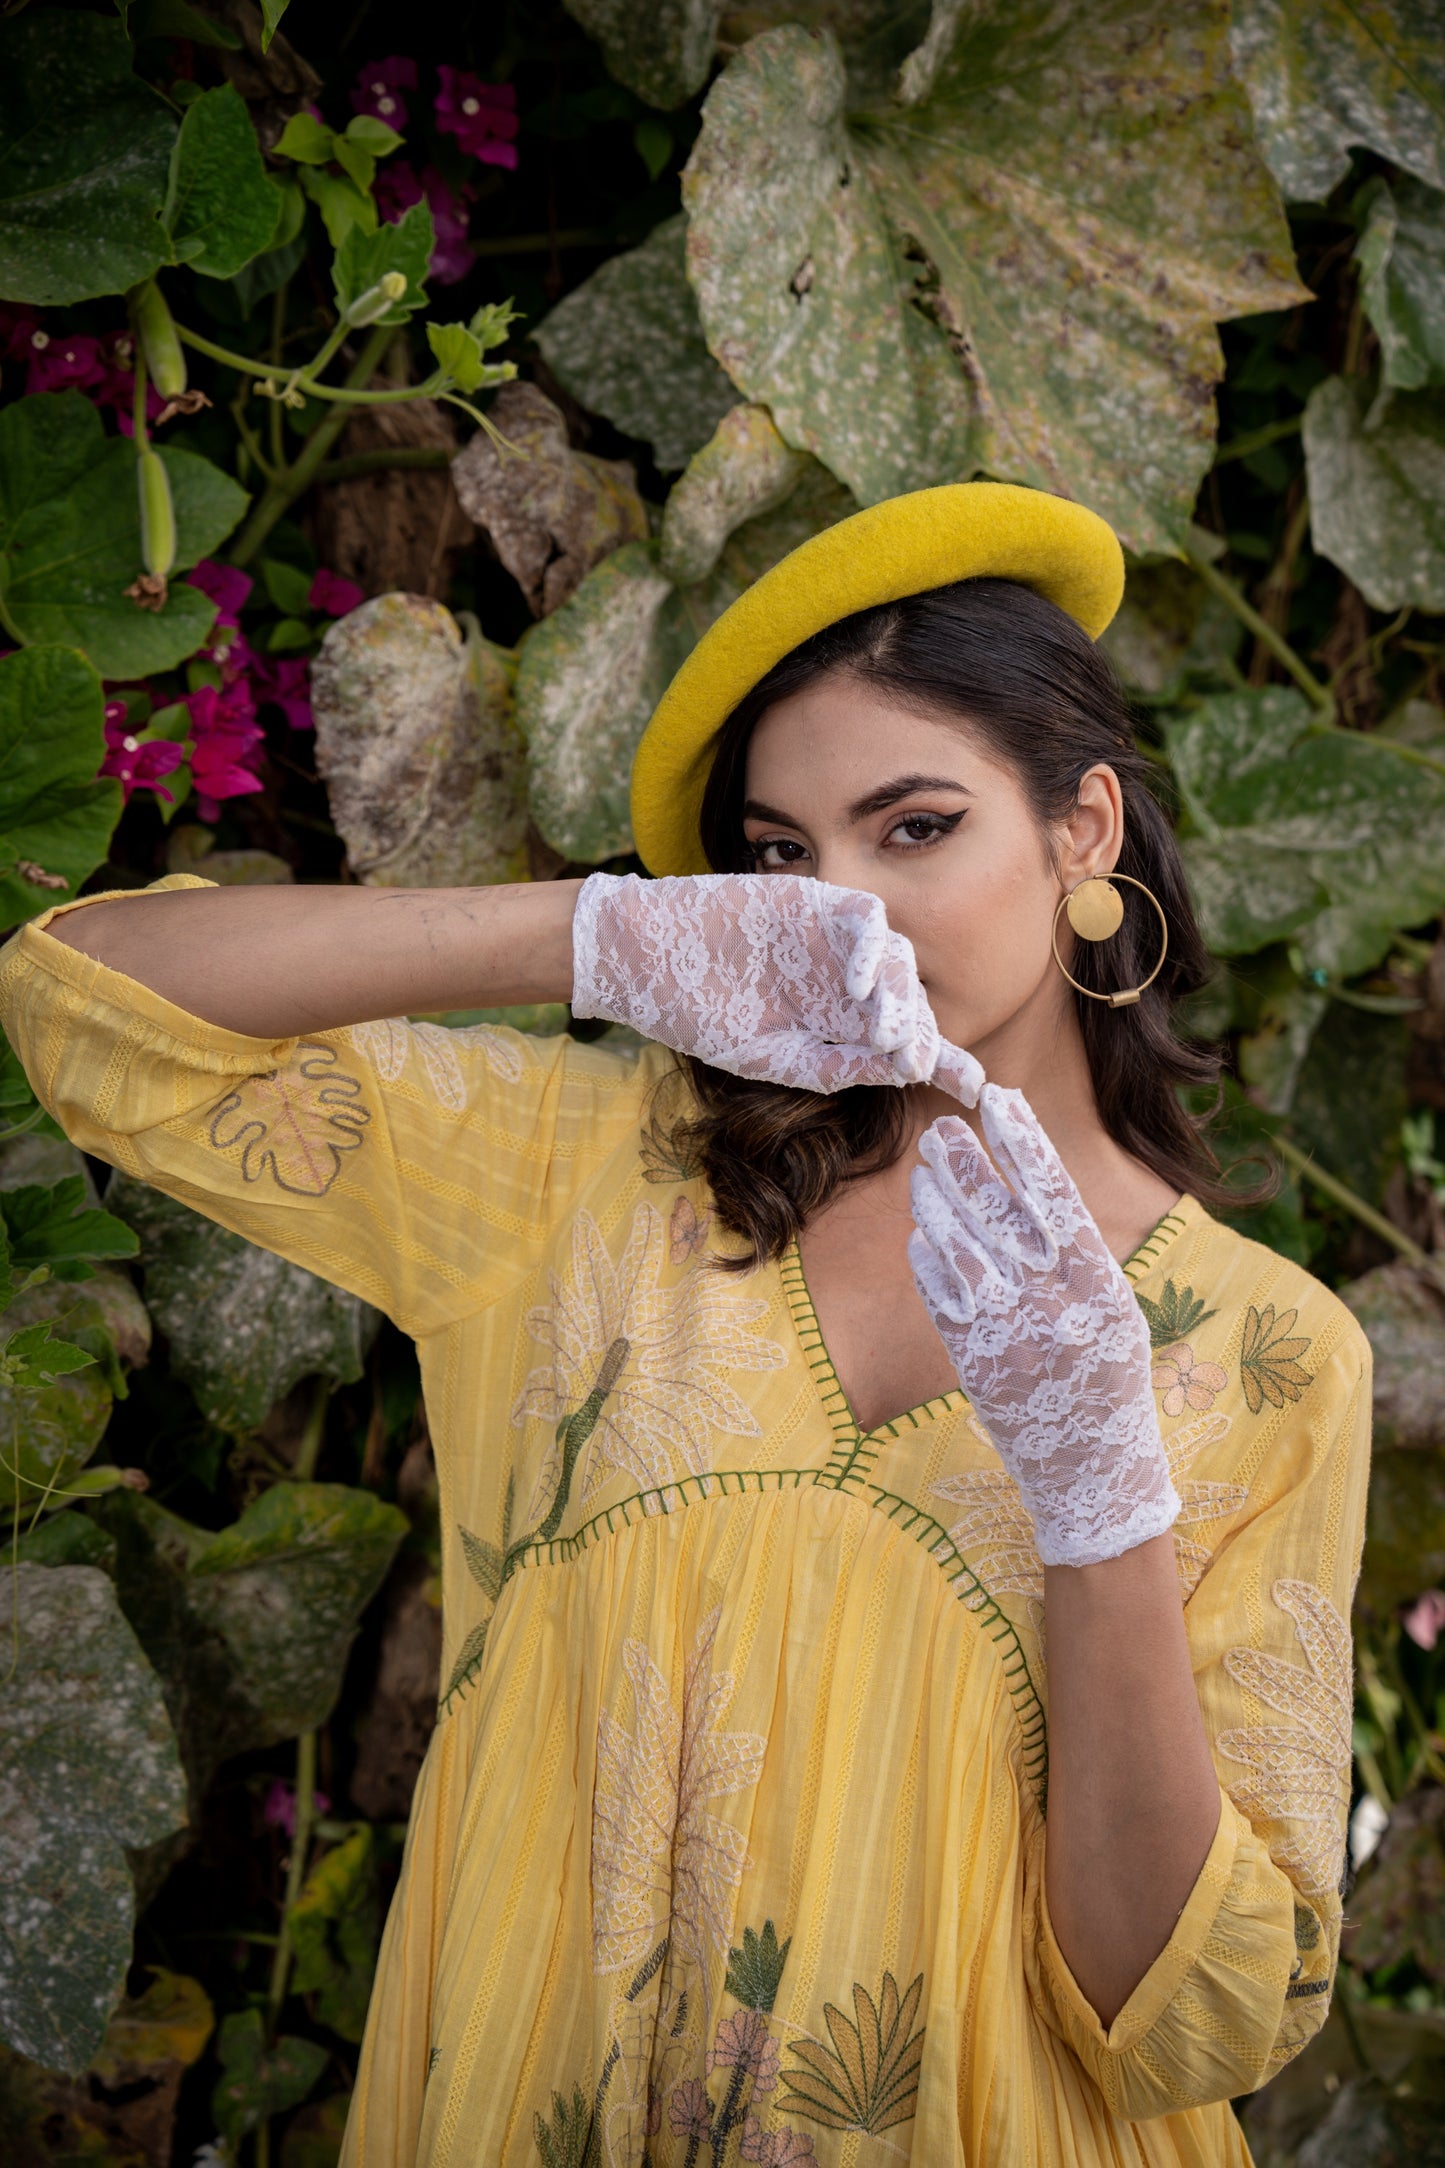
{"left": 0, "top": 645, "right": 121, "bottom": 929}
{"left": 533, "top": 214, "right": 738, "bottom": 473}
{"left": 311, "top": 595, "right": 530, "bottom": 888}
{"left": 164, "top": 81, "right": 282, "bottom": 280}
{"left": 0, "top": 1564, "right": 187, "bottom": 2073}
{"left": 0, "top": 12, "right": 174, "bottom": 304}
{"left": 332, "top": 201, "right": 433, "bottom": 324}
{"left": 1304, "top": 374, "right": 1445, "bottom": 611}
{"left": 0, "top": 1277, "right": 122, "bottom": 1510}
{"left": 1229, "top": 0, "right": 1445, "bottom": 202}
{"left": 684, "top": 12, "right": 1306, "bottom": 553}
{"left": 0, "top": 394, "right": 249, "bottom": 678}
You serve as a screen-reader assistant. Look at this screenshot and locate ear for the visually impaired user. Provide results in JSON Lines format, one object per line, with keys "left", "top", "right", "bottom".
{"left": 1057, "top": 764, "right": 1124, "bottom": 884}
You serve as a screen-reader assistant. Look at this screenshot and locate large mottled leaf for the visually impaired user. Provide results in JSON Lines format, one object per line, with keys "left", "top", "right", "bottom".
{"left": 0, "top": 1565, "right": 187, "bottom": 2072}
{"left": 1098, "top": 555, "right": 1243, "bottom": 700}
{"left": 0, "top": 1278, "right": 118, "bottom": 1511}
{"left": 1291, "top": 1004, "right": 1408, "bottom": 1206}
{"left": 164, "top": 81, "right": 281, "bottom": 280}
{"left": 0, "top": 12, "right": 173, "bottom": 305}
{"left": 563, "top": 0, "right": 722, "bottom": 108}
{"left": 1168, "top": 688, "right": 1445, "bottom": 973}
{"left": 106, "top": 1173, "right": 378, "bottom": 1433}
{"left": 450, "top": 382, "right": 648, "bottom": 617}
{"left": 1304, "top": 375, "right": 1445, "bottom": 611}
{"left": 1355, "top": 177, "right": 1445, "bottom": 391}
{"left": 1229, "top": 0, "right": 1445, "bottom": 203}
{"left": 311, "top": 595, "right": 530, "bottom": 888}
{"left": 0, "top": 394, "right": 249, "bottom": 678}
{"left": 1343, "top": 1262, "right": 1445, "bottom": 1454}
{"left": 532, "top": 214, "right": 738, "bottom": 474}
{"left": 102, "top": 1483, "right": 407, "bottom": 1807}
{"left": 517, "top": 458, "right": 853, "bottom": 859}
{"left": 0, "top": 646, "right": 121, "bottom": 929}
{"left": 683, "top": 11, "right": 1306, "bottom": 554}
{"left": 658, "top": 403, "right": 808, "bottom": 584}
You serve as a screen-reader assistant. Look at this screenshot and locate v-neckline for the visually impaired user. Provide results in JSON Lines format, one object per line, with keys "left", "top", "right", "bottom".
{"left": 779, "top": 1197, "right": 1201, "bottom": 1446}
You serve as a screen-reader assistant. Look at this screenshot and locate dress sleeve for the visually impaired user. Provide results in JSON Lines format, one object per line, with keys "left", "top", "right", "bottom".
{"left": 0, "top": 876, "right": 667, "bottom": 1340}
{"left": 1023, "top": 1318, "right": 1372, "bottom": 2121}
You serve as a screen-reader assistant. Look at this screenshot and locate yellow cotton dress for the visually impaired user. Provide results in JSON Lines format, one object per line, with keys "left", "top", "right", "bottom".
{"left": 0, "top": 876, "right": 1372, "bottom": 2168}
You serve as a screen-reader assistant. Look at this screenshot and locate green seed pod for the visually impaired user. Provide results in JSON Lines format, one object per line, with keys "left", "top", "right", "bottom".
{"left": 344, "top": 269, "right": 408, "bottom": 328}
{"left": 137, "top": 444, "right": 176, "bottom": 581}
{"left": 130, "top": 279, "right": 187, "bottom": 399}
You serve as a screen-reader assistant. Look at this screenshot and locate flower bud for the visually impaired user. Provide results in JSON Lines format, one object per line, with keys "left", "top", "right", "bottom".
{"left": 344, "top": 270, "right": 408, "bottom": 327}
{"left": 130, "top": 278, "right": 187, "bottom": 398}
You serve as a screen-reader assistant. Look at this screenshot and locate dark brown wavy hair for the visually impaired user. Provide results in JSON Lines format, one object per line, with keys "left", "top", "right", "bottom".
{"left": 661, "top": 575, "right": 1236, "bottom": 1270}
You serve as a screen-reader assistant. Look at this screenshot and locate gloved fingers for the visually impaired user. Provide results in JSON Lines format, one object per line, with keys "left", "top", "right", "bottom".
{"left": 906, "top": 1220, "right": 976, "bottom": 1333}
{"left": 931, "top": 1037, "right": 984, "bottom": 1107}
{"left": 916, "top": 1115, "right": 1053, "bottom": 1275}
{"left": 977, "top": 1086, "right": 1099, "bottom": 1260}
{"left": 812, "top": 882, "right": 892, "bottom": 1003}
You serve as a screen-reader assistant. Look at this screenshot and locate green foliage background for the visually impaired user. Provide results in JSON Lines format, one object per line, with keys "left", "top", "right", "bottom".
{"left": 2, "top": 2, "right": 1445, "bottom": 2163}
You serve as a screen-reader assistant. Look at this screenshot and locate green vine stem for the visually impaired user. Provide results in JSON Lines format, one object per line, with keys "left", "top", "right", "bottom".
{"left": 256, "top": 1726, "right": 318, "bottom": 2167}
{"left": 1211, "top": 414, "right": 1303, "bottom": 467}
{"left": 290, "top": 1375, "right": 330, "bottom": 1483}
{"left": 228, "top": 323, "right": 396, "bottom": 566}
{"left": 177, "top": 321, "right": 448, "bottom": 406}
{"left": 1271, "top": 1132, "right": 1445, "bottom": 1297}
{"left": 1183, "top": 534, "right": 1334, "bottom": 712}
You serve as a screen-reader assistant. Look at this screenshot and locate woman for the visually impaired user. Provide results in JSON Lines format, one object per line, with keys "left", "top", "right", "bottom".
{"left": 0, "top": 483, "right": 1369, "bottom": 2166}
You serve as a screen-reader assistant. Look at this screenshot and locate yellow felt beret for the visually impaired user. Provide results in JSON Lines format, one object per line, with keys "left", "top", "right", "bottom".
{"left": 629, "top": 480, "right": 1125, "bottom": 877}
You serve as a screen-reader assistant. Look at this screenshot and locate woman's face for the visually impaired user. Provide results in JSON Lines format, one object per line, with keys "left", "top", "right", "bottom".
{"left": 741, "top": 670, "right": 1124, "bottom": 1063}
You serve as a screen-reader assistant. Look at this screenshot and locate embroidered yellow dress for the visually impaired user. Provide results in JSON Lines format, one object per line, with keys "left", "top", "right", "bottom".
{"left": 0, "top": 877, "right": 1372, "bottom": 2168}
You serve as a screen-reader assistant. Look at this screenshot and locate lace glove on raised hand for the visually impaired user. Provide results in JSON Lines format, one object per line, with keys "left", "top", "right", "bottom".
{"left": 572, "top": 871, "right": 982, "bottom": 1101}
{"left": 907, "top": 1087, "right": 1179, "bottom": 1567}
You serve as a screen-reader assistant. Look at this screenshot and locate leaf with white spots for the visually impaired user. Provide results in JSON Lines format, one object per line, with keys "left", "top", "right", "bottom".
{"left": 0, "top": 1564, "right": 187, "bottom": 2073}
{"left": 105, "top": 1174, "right": 379, "bottom": 1433}
{"left": 683, "top": 10, "right": 1306, "bottom": 554}
{"left": 658, "top": 403, "right": 808, "bottom": 585}
{"left": 1355, "top": 177, "right": 1445, "bottom": 391}
{"left": 533, "top": 215, "right": 739, "bottom": 474}
{"left": 1229, "top": 0, "right": 1445, "bottom": 203}
{"left": 1304, "top": 375, "right": 1445, "bottom": 611}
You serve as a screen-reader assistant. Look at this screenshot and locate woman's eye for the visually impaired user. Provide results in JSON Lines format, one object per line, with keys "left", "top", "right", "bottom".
{"left": 749, "top": 836, "right": 810, "bottom": 869}
{"left": 889, "top": 811, "right": 963, "bottom": 848}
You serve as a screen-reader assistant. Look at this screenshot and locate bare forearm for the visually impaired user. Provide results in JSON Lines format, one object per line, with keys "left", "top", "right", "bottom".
{"left": 1043, "top": 1531, "right": 1221, "bottom": 2027}
{"left": 47, "top": 879, "right": 583, "bottom": 1039}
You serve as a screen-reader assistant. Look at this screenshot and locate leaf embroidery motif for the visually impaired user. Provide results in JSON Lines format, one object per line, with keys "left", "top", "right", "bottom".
{"left": 440, "top": 1472, "right": 514, "bottom": 1714}
{"left": 1240, "top": 1303, "right": 1313, "bottom": 1413}
{"left": 1135, "top": 1278, "right": 1218, "bottom": 1348}
{"left": 779, "top": 1969, "right": 925, "bottom": 2135}
{"left": 208, "top": 1042, "right": 369, "bottom": 1196}
{"left": 349, "top": 1015, "right": 526, "bottom": 1108}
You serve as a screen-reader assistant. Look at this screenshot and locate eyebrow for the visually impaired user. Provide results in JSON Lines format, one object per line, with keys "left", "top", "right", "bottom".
{"left": 742, "top": 773, "right": 972, "bottom": 829}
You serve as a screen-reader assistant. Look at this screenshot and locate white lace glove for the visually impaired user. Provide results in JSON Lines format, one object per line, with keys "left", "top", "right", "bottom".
{"left": 571, "top": 871, "right": 982, "bottom": 1101}
{"left": 907, "top": 1086, "right": 1179, "bottom": 1567}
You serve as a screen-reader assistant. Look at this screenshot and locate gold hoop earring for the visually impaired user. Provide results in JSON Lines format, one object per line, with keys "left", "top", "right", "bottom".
{"left": 1051, "top": 876, "right": 1168, "bottom": 1010}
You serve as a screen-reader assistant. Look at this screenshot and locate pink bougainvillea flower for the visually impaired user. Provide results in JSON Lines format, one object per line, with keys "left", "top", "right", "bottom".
{"left": 1150, "top": 1342, "right": 1228, "bottom": 1418}
{"left": 252, "top": 654, "right": 313, "bottom": 731}
{"left": 27, "top": 329, "right": 107, "bottom": 397}
{"left": 100, "top": 698, "right": 185, "bottom": 804}
{"left": 0, "top": 303, "right": 40, "bottom": 362}
{"left": 185, "top": 683, "right": 267, "bottom": 820}
{"left": 375, "top": 160, "right": 475, "bottom": 284}
{"left": 435, "top": 67, "right": 519, "bottom": 169}
{"left": 1402, "top": 1589, "right": 1445, "bottom": 1650}
{"left": 261, "top": 1779, "right": 332, "bottom": 1837}
{"left": 351, "top": 54, "right": 418, "bottom": 126}
{"left": 188, "top": 560, "right": 254, "bottom": 630}
{"left": 309, "top": 567, "right": 366, "bottom": 617}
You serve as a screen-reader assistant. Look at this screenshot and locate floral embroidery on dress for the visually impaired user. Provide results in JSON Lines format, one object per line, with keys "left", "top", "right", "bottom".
{"left": 592, "top": 1604, "right": 767, "bottom": 1997}
{"left": 348, "top": 1013, "right": 525, "bottom": 1105}
{"left": 1217, "top": 1577, "right": 1352, "bottom": 1905}
{"left": 670, "top": 1193, "right": 712, "bottom": 1265}
{"left": 1240, "top": 1303, "right": 1314, "bottom": 1413}
{"left": 1135, "top": 1279, "right": 1218, "bottom": 1348}
{"left": 208, "top": 1041, "right": 368, "bottom": 1194}
{"left": 778, "top": 1970, "right": 926, "bottom": 2137}
{"left": 512, "top": 1201, "right": 786, "bottom": 1528}
{"left": 1151, "top": 1341, "right": 1228, "bottom": 1416}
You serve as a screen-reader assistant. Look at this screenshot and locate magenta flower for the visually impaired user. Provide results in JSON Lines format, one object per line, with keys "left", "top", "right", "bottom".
{"left": 309, "top": 567, "right": 366, "bottom": 617}
{"left": 0, "top": 303, "right": 40, "bottom": 362}
{"left": 435, "top": 67, "right": 519, "bottom": 169}
{"left": 186, "top": 682, "right": 267, "bottom": 821}
{"left": 262, "top": 1779, "right": 331, "bottom": 1837}
{"left": 100, "top": 698, "right": 184, "bottom": 804}
{"left": 1402, "top": 1589, "right": 1445, "bottom": 1651}
{"left": 252, "top": 654, "right": 313, "bottom": 731}
{"left": 375, "top": 161, "right": 475, "bottom": 284}
{"left": 188, "top": 560, "right": 254, "bottom": 631}
{"left": 27, "top": 330, "right": 107, "bottom": 397}
{"left": 351, "top": 54, "right": 417, "bottom": 126}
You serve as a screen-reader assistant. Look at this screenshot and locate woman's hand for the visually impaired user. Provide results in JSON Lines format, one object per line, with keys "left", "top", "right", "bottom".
{"left": 571, "top": 871, "right": 983, "bottom": 1101}
{"left": 907, "top": 1086, "right": 1179, "bottom": 1566}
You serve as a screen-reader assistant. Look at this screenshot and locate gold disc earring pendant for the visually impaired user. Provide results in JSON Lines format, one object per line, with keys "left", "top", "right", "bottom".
{"left": 1051, "top": 875, "right": 1169, "bottom": 1009}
